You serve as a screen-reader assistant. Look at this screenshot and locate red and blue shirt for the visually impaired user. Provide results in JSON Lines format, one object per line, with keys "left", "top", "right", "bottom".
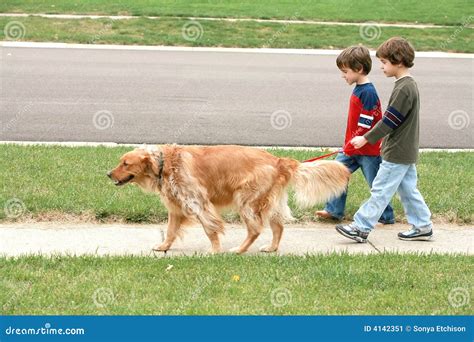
{"left": 343, "top": 83, "right": 383, "bottom": 156}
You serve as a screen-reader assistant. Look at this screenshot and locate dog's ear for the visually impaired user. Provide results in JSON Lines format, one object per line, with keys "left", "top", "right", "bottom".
{"left": 141, "top": 154, "right": 158, "bottom": 175}
{"left": 140, "top": 154, "right": 151, "bottom": 169}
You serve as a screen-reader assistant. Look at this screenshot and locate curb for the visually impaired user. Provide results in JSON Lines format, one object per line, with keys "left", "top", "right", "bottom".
{"left": 0, "top": 141, "right": 473, "bottom": 152}
{"left": 1, "top": 41, "right": 473, "bottom": 58}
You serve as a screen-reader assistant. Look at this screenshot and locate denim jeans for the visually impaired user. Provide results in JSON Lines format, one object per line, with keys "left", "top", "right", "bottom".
{"left": 324, "top": 153, "right": 394, "bottom": 222}
{"left": 354, "top": 160, "right": 432, "bottom": 232}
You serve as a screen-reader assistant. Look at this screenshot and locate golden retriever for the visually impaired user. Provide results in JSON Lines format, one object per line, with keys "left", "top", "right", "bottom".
{"left": 107, "top": 145, "right": 349, "bottom": 254}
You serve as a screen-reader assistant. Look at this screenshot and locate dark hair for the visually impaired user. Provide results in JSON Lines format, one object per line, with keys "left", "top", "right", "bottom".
{"left": 376, "top": 37, "right": 415, "bottom": 68}
{"left": 336, "top": 45, "right": 372, "bottom": 75}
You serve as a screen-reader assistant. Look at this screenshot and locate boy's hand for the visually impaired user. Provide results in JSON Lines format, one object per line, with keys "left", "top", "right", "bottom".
{"left": 350, "top": 136, "right": 368, "bottom": 149}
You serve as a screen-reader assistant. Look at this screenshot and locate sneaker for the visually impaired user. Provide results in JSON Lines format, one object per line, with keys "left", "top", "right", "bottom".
{"left": 378, "top": 219, "right": 395, "bottom": 225}
{"left": 315, "top": 210, "right": 340, "bottom": 221}
{"left": 335, "top": 223, "right": 369, "bottom": 243}
{"left": 398, "top": 225, "right": 433, "bottom": 241}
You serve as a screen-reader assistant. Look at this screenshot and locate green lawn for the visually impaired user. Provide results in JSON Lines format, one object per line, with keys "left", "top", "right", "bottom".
{"left": 1, "top": 253, "right": 472, "bottom": 315}
{"left": 0, "top": 0, "right": 471, "bottom": 26}
{"left": 0, "top": 145, "right": 472, "bottom": 224}
{"left": 1, "top": 16, "right": 473, "bottom": 53}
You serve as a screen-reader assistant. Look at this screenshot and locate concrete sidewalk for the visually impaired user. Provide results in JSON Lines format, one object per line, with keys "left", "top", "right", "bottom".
{"left": 0, "top": 222, "right": 472, "bottom": 257}
{"left": 0, "top": 13, "right": 459, "bottom": 29}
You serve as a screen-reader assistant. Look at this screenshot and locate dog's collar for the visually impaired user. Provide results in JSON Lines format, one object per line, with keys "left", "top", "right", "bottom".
{"left": 154, "top": 152, "right": 164, "bottom": 189}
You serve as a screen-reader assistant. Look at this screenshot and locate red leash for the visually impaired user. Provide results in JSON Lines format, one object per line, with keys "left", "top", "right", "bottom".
{"left": 302, "top": 149, "right": 342, "bottom": 163}
{"left": 301, "top": 141, "right": 360, "bottom": 163}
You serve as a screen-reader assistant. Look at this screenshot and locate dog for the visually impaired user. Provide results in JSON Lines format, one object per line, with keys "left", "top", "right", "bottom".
{"left": 107, "top": 145, "right": 350, "bottom": 254}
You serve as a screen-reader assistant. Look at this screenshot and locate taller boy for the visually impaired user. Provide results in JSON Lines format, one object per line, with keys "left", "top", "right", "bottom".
{"left": 337, "top": 37, "right": 433, "bottom": 242}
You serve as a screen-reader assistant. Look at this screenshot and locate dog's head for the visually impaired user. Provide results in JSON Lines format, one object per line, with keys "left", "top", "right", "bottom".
{"left": 107, "top": 148, "right": 155, "bottom": 186}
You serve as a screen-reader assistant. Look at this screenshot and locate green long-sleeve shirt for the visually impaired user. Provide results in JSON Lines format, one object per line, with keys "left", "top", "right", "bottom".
{"left": 364, "top": 76, "right": 420, "bottom": 164}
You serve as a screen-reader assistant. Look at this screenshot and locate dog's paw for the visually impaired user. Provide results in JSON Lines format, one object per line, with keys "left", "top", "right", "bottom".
{"left": 229, "top": 246, "right": 249, "bottom": 254}
{"left": 207, "top": 247, "right": 223, "bottom": 255}
{"left": 229, "top": 246, "right": 240, "bottom": 253}
{"left": 259, "top": 244, "right": 277, "bottom": 253}
{"left": 152, "top": 243, "right": 169, "bottom": 252}
{"left": 229, "top": 246, "right": 248, "bottom": 254}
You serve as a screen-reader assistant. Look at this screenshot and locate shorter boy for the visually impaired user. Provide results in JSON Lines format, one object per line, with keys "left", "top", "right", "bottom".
{"left": 316, "top": 45, "right": 394, "bottom": 224}
{"left": 336, "top": 37, "right": 433, "bottom": 242}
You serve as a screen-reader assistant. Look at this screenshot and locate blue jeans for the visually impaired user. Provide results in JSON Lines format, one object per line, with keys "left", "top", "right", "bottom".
{"left": 324, "top": 153, "right": 394, "bottom": 222}
{"left": 354, "top": 160, "right": 432, "bottom": 232}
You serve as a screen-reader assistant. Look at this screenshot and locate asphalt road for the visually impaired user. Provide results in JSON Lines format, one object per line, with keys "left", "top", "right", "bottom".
{"left": 1, "top": 46, "right": 472, "bottom": 148}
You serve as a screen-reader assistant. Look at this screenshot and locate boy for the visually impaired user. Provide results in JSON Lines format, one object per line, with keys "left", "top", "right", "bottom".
{"left": 316, "top": 45, "right": 394, "bottom": 224}
{"left": 336, "top": 37, "right": 433, "bottom": 242}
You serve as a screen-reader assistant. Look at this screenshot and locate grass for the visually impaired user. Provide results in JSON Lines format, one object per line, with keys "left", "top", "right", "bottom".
{"left": 1, "top": 253, "right": 472, "bottom": 315}
{"left": 1, "top": 16, "right": 473, "bottom": 53}
{"left": 0, "top": 144, "right": 473, "bottom": 224}
{"left": 0, "top": 0, "right": 472, "bottom": 26}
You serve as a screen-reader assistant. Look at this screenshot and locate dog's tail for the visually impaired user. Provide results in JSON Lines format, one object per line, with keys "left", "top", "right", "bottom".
{"left": 289, "top": 159, "right": 350, "bottom": 208}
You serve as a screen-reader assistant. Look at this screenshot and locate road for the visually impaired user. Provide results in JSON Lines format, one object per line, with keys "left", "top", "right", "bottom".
{"left": 1, "top": 45, "right": 472, "bottom": 147}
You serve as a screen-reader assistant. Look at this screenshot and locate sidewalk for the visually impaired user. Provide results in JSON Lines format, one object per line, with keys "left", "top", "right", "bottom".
{"left": 0, "top": 222, "right": 472, "bottom": 256}
{"left": 0, "top": 13, "right": 461, "bottom": 29}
